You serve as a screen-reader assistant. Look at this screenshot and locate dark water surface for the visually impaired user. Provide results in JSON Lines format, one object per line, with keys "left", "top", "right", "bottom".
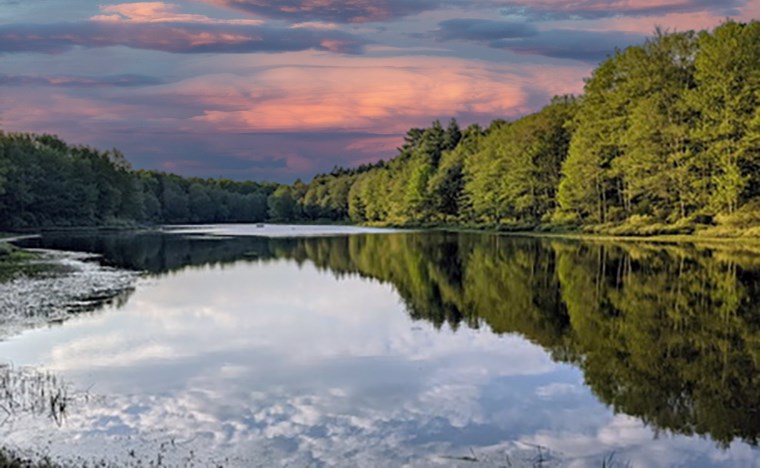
{"left": 2, "top": 226, "right": 758, "bottom": 467}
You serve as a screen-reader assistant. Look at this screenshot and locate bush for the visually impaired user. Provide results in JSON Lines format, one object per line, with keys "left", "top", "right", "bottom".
{"left": 714, "top": 199, "right": 760, "bottom": 228}
{"left": 549, "top": 210, "right": 579, "bottom": 226}
{"left": 0, "top": 243, "right": 14, "bottom": 258}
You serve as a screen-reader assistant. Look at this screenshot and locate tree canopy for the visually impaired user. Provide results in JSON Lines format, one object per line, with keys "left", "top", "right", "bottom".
{"left": 304, "top": 21, "right": 759, "bottom": 234}
{"left": 1, "top": 21, "right": 757, "bottom": 235}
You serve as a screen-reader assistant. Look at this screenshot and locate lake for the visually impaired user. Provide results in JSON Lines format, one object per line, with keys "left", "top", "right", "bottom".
{"left": 1, "top": 226, "right": 758, "bottom": 467}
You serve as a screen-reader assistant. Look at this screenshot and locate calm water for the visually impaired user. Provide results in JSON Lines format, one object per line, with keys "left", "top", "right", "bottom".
{"left": 2, "top": 226, "right": 759, "bottom": 467}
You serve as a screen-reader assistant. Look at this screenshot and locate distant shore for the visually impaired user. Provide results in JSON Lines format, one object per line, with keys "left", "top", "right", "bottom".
{"left": 4, "top": 221, "right": 760, "bottom": 243}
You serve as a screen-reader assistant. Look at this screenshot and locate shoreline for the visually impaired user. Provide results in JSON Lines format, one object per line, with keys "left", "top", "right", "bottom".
{"left": 3, "top": 223, "right": 760, "bottom": 245}
{"left": 432, "top": 227, "right": 760, "bottom": 245}
{"left": 0, "top": 248, "right": 139, "bottom": 339}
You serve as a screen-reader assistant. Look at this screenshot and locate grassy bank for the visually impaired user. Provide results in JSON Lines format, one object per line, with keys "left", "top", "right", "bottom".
{"left": 0, "top": 243, "right": 47, "bottom": 283}
{"left": 367, "top": 204, "right": 760, "bottom": 242}
{"left": 365, "top": 219, "right": 760, "bottom": 242}
{"left": 0, "top": 242, "right": 37, "bottom": 262}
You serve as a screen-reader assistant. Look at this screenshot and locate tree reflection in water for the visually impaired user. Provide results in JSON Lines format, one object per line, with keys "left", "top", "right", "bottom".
{"left": 18, "top": 230, "right": 760, "bottom": 448}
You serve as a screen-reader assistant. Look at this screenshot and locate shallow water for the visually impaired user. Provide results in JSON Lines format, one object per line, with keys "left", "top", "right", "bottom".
{"left": 1, "top": 227, "right": 758, "bottom": 467}
{"left": 163, "top": 223, "right": 404, "bottom": 237}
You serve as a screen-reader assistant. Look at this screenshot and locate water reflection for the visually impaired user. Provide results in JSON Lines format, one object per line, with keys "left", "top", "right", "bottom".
{"left": 5, "top": 230, "right": 759, "bottom": 466}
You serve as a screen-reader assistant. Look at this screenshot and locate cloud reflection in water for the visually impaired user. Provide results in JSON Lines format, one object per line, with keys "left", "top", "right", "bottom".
{"left": 0, "top": 259, "right": 755, "bottom": 467}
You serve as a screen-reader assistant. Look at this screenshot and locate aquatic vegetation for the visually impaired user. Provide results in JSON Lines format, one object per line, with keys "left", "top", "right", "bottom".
{"left": 0, "top": 250, "right": 137, "bottom": 338}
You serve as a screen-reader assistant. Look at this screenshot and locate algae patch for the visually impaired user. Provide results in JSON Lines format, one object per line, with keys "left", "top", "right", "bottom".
{"left": 0, "top": 248, "right": 139, "bottom": 337}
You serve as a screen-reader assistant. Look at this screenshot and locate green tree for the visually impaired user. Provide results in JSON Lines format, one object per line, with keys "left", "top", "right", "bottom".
{"left": 161, "top": 178, "right": 189, "bottom": 223}
{"left": 268, "top": 185, "right": 296, "bottom": 221}
{"left": 688, "top": 21, "right": 760, "bottom": 214}
{"left": 189, "top": 182, "right": 215, "bottom": 222}
{"left": 443, "top": 118, "right": 462, "bottom": 151}
{"left": 615, "top": 31, "right": 698, "bottom": 221}
{"left": 558, "top": 57, "right": 626, "bottom": 223}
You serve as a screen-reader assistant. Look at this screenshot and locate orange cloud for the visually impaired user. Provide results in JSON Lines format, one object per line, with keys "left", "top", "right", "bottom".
{"left": 147, "top": 54, "right": 588, "bottom": 134}
{"left": 92, "top": 2, "right": 264, "bottom": 25}
{"left": 0, "top": 21, "right": 366, "bottom": 54}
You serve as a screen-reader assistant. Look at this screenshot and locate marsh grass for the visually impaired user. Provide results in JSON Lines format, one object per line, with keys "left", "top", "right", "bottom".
{"left": 441, "top": 445, "right": 631, "bottom": 467}
{"left": 0, "top": 449, "right": 59, "bottom": 468}
{"left": 0, "top": 365, "right": 101, "bottom": 467}
{"left": 0, "top": 365, "right": 78, "bottom": 428}
{"left": 0, "top": 245, "right": 51, "bottom": 284}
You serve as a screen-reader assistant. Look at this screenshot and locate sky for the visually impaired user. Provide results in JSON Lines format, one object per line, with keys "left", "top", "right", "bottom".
{"left": 1, "top": 0, "right": 758, "bottom": 182}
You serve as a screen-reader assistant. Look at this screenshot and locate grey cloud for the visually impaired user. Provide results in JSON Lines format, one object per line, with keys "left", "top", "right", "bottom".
{"left": 494, "top": 0, "right": 748, "bottom": 20}
{"left": 491, "top": 29, "right": 647, "bottom": 62}
{"left": 0, "top": 22, "right": 368, "bottom": 55}
{"left": 0, "top": 74, "right": 164, "bottom": 87}
{"left": 202, "top": 0, "right": 441, "bottom": 23}
{"left": 204, "top": 0, "right": 748, "bottom": 23}
{"left": 434, "top": 19, "right": 647, "bottom": 63}
{"left": 436, "top": 19, "right": 539, "bottom": 41}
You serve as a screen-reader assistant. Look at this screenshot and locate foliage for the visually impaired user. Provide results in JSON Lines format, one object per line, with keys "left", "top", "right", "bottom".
{"left": 0, "top": 133, "right": 279, "bottom": 230}
{"left": 296, "top": 21, "right": 759, "bottom": 235}
{"left": 1, "top": 21, "right": 757, "bottom": 236}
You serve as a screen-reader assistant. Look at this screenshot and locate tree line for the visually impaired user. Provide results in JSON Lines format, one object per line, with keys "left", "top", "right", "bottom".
{"left": 0, "top": 133, "right": 289, "bottom": 229}
{"left": 1, "top": 21, "right": 757, "bottom": 233}
{"left": 303, "top": 21, "right": 759, "bottom": 234}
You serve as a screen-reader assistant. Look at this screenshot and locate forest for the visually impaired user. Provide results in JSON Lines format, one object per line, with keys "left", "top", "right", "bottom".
{"left": 0, "top": 134, "right": 281, "bottom": 229}
{"left": 0, "top": 20, "right": 758, "bottom": 235}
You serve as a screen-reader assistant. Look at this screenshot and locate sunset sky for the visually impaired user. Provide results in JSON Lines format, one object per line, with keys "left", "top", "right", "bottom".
{"left": 1, "top": 0, "right": 758, "bottom": 182}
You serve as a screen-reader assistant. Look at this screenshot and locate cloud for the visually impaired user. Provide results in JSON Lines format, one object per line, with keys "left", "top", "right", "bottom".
{"left": 0, "top": 74, "right": 163, "bottom": 87}
{"left": 289, "top": 21, "right": 339, "bottom": 30}
{"left": 91, "top": 2, "right": 263, "bottom": 25}
{"left": 0, "top": 52, "right": 588, "bottom": 180}
{"left": 434, "top": 19, "right": 646, "bottom": 62}
{"left": 118, "top": 132, "right": 401, "bottom": 180}
{"left": 521, "top": 414, "right": 759, "bottom": 467}
{"left": 201, "top": 0, "right": 441, "bottom": 23}
{"left": 5, "top": 258, "right": 756, "bottom": 467}
{"left": 173, "top": 61, "right": 536, "bottom": 133}
{"left": 0, "top": 22, "right": 367, "bottom": 55}
{"left": 491, "top": 29, "right": 647, "bottom": 62}
{"left": 202, "top": 0, "right": 751, "bottom": 23}
{"left": 435, "top": 19, "right": 539, "bottom": 41}
{"left": 495, "top": 0, "right": 748, "bottom": 20}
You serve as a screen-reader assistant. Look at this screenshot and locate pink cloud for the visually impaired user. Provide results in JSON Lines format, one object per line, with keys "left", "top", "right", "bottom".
{"left": 537, "top": 1, "right": 758, "bottom": 36}
{"left": 0, "top": 51, "right": 589, "bottom": 179}
{"left": 161, "top": 55, "right": 587, "bottom": 134}
{"left": 0, "top": 89, "right": 158, "bottom": 146}
{"left": 92, "top": 2, "right": 264, "bottom": 25}
{"left": 289, "top": 22, "right": 340, "bottom": 30}
{"left": 0, "top": 21, "right": 367, "bottom": 54}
